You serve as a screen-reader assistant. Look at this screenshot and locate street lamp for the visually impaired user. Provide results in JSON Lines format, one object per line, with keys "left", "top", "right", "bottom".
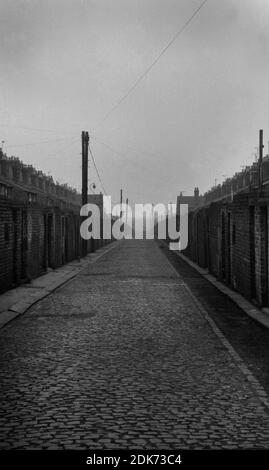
{"left": 89, "top": 182, "right": 96, "bottom": 193}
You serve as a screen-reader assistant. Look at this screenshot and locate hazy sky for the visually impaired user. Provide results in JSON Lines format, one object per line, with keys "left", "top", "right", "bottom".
{"left": 1, "top": 0, "right": 269, "bottom": 204}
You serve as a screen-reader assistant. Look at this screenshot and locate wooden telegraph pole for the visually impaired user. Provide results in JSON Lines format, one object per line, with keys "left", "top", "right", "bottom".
{"left": 120, "top": 188, "right": 123, "bottom": 218}
{"left": 126, "top": 197, "right": 128, "bottom": 223}
{"left": 82, "top": 131, "right": 89, "bottom": 206}
{"left": 81, "top": 131, "right": 89, "bottom": 256}
{"left": 259, "top": 129, "right": 264, "bottom": 193}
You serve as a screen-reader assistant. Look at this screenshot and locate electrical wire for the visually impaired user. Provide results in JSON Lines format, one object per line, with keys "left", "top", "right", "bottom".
{"left": 45, "top": 138, "right": 80, "bottom": 159}
{"left": 97, "top": 0, "right": 208, "bottom": 125}
{"left": 92, "top": 135, "right": 163, "bottom": 162}
{"left": 1, "top": 0, "right": 208, "bottom": 197}
{"left": 6, "top": 136, "right": 78, "bottom": 149}
{"left": 88, "top": 144, "right": 107, "bottom": 195}
{"left": 0, "top": 123, "right": 78, "bottom": 135}
{"left": 92, "top": 136, "right": 172, "bottom": 185}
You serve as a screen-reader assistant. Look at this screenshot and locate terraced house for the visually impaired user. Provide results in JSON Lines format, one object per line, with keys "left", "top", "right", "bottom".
{"left": 0, "top": 151, "right": 108, "bottom": 294}
{"left": 179, "top": 154, "right": 269, "bottom": 308}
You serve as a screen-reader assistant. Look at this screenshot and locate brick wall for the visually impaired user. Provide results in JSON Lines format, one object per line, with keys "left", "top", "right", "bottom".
{"left": 0, "top": 200, "right": 13, "bottom": 292}
{"left": 230, "top": 194, "right": 251, "bottom": 297}
{"left": 182, "top": 189, "right": 269, "bottom": 307}
{"left": 0, "top": 153, "right": 110, "bottom": 294}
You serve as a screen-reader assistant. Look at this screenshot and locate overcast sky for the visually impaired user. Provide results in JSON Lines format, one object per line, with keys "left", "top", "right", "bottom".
{"left": 1, "top": 0, "right": 269, "bottom": 204}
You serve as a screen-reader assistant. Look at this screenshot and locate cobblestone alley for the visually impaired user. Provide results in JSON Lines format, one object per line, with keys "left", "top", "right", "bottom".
{"left": 1, "top": 240, "right": 269, "bottom": 449}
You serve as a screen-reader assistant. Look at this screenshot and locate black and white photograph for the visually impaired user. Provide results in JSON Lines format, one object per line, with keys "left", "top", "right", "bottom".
{"left": 1, "top": 0, "right": 269, "bottom": 465}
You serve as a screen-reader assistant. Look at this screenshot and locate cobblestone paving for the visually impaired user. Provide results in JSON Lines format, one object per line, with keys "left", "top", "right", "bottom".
{"left": 1, "top": 240, "right": 269, "bottom": 449}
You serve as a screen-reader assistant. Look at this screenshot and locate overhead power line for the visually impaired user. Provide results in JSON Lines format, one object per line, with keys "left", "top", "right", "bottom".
{"left": 98, "top": 0, "right": 208, "bottom": 125}
{"left": 0, "top": 123, "right": 78, "bottom": 136}
{"left": 88, "top": 144, "right": 107, "bottom": 195}
{"left": 92, "top": 136, "right": 171, "bottom": 185}
{"left": 92, "top": 137, "right": 126, "bottom": 160}
{"left": 45, "top": 138, "right": 80, "bottom": 159}
{"left": 92, "top": 135, "right": 163, "bottom": 161}
{"left": 6, "top": 136, "right": 78, "bottom": 149}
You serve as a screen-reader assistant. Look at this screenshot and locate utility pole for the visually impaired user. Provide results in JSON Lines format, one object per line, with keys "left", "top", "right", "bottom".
{"left": 126, "top": 197, "right": 128, "bottom": 222}
{"left": 120, "top": 188, "right": 123, "bottom": 218}
{"left": 82, "top": 131, "right": 89, "bottom": 206}
{"left": 259, "top": 129, "right": 264, "bottom": 193}
{"left": 81, "top": 131, "right": 89, "bottom": 256}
